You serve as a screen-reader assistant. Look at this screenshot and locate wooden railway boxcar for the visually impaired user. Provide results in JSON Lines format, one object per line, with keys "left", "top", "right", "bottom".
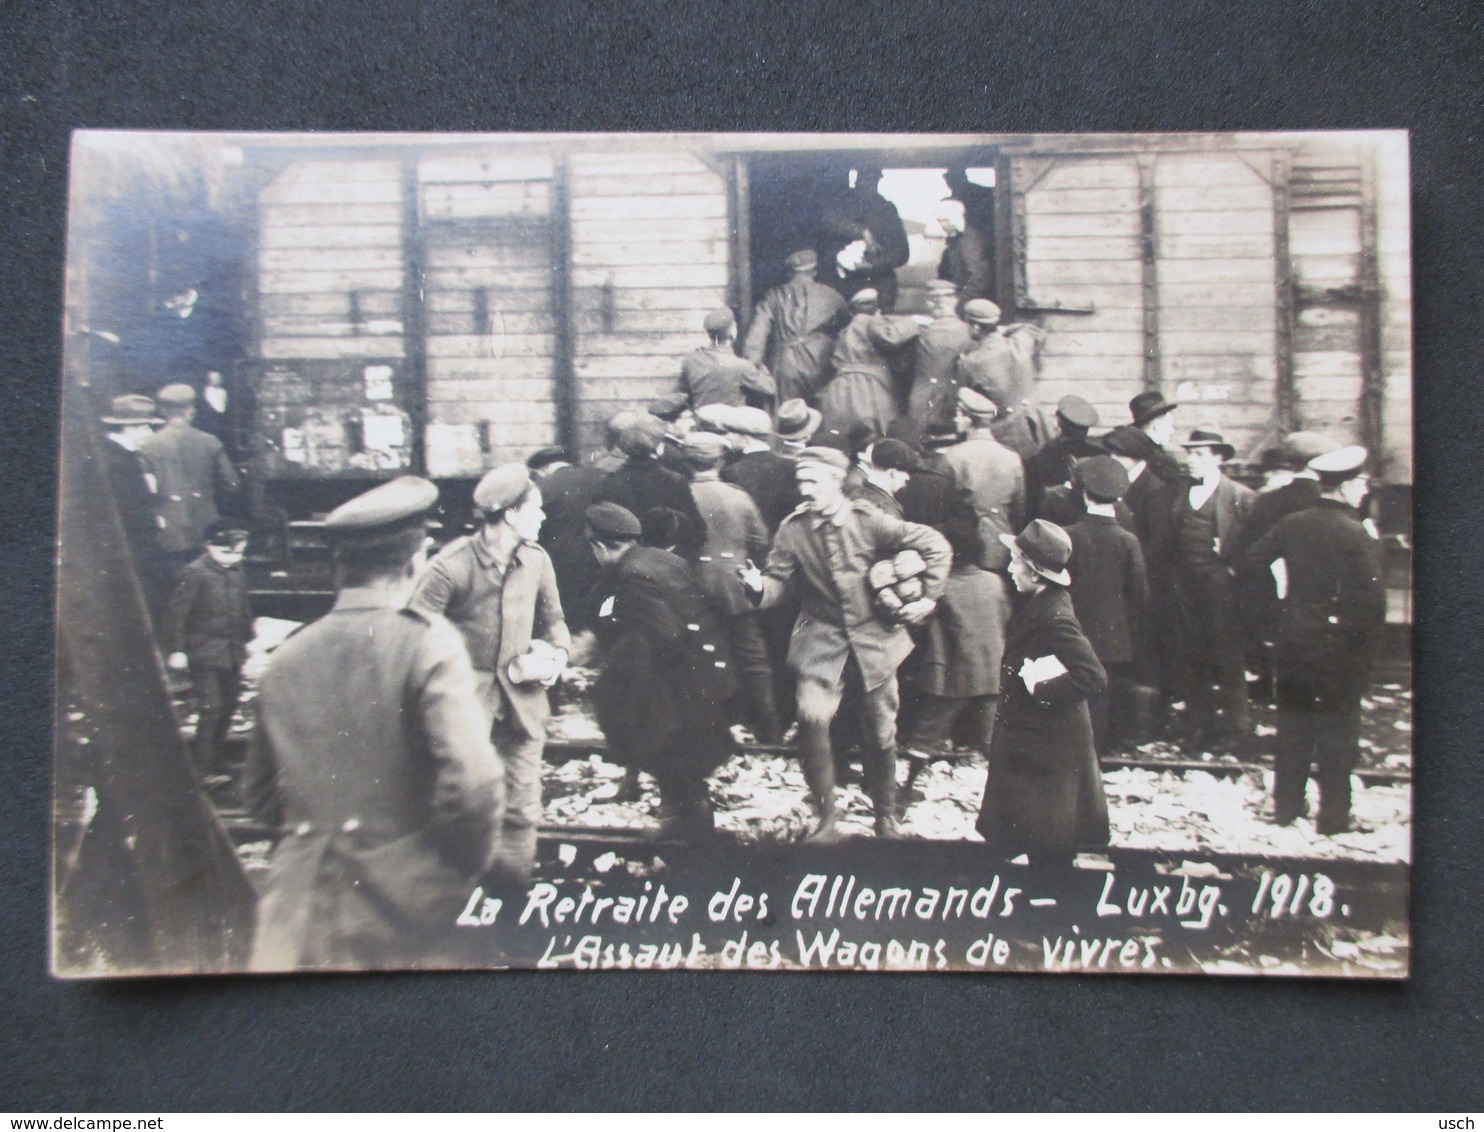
{"left": 64, "top": 130, "right": 1411, "bottom": 530}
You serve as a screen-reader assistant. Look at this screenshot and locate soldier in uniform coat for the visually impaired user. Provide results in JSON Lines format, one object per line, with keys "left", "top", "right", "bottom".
{"left": 941, "top": 387, "right": 1025, "bottom": 572}
{"left": 1171, "top": 428, "right": 1256, "bottom": 751}
{"left": 906, "top": 281, "right": 973, "bottom": 433}
{"left": 679, "top": 308, "right": 776, "bottom": 410}
{"left": 818, "top": 165, "right": 912, "bottom": 311}
{"left": 137, "top": 382, "right": 240, "bottom": 574}
{"left": 1240, "top": 447, "right": 1385, "bottom": 834}
{"left": 410, "top": 464, "right": 571, "bottom": 885}
{"left": 245, "top": 477, "right": 504, "bottom": 971}
{"left": 953, "top": 299, "right": 1050, "bottom": 458}
{"left": 739, "top": 447, "right": 951, "bottom": 840}
{"left": 976, "top": 520, "right": 1109, "bottom": 869}
{"left": 818, "top": 289, "right": 920, "bottom": 440}
{"left": 741, "top": 250, "right": 849, "bottom": 405}
{"left": 1065, "top": 457, "right": 1149, "bottom": 756}
{"left": 586, "top": 503, "right": 739, "bottom": 842}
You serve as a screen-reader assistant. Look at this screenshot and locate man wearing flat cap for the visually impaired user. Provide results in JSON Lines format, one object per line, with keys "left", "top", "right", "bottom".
{"left": 942, "top": 386, "right": 1026, "bottom": 572}
{"left": 137, "top": 382, "right": 241, "bottom": 574}
{"left": 410, "top": 463, "right": 571, "bottom": 886}
{"left": 739, "top": 445, "right": 951, "bottom": 840}
{"left": 585, "top": 502, "right": 739, "bottom": 842}
{"left": 1065, "top": 456, "right": 1149, "bottom": 757}
{"left": 246, "top": 477, "right": 504, "bottom": 970}
{"left": 846, "top": 437, "right": 917, "bottom": 521}
{"left": 953, "top": 299, "right": 1050, "bottom": 458}
{"left": 718, "top": 407, "right": 802, "bottom": 536}
{"left": 819, "top": 165, "right": 912, "bottom": 311}
{"left": 684, "top": 431, "right": 779, "bottom": 741}
{"left": 99, "top": 394, "right": 171, "bottom": 623}
{"left": 907, "top": 280, "right": 974, "bottom": 434}
{"left": 1024, "top": 395, "right": 1103, "bottom": 520}
{"left": 1240, "top": 447, "right": 1384, "bottom": 835}
{"left": 742, "top": 250, "right": 850, "bottom": 405}
{"left": 1170, "top": 428, "right": 1256, "bottom": 753}
{"left": 593, "top": 414, "right": 706, "bottom": 556}
{"left": 680, "top": 308, "right": 776, "bottom": 411}
{"left": 820, "top": 288, "right": 920, "bottom": 440}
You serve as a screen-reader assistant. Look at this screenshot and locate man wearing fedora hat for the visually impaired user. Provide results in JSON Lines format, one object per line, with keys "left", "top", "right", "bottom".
{"left": 410, "top": 463, "right": 571, "bottom": 885}
{"left": 246, "top": 477, "right": 504, "bottom": 970}
{"left": 741, "top": 250, "right": 850, "bottom": 406}
{"left": 680, "top": 308, "right": 776, "bottom": 411}
{"left": 1171, "top": 427, "right": 1256, "bottom": 752}
{"left": 739, "top": 446, "right": 951, "bottom": 840}
{"left": 137, "top": 382, "right": 241, "bottom": 575}
{"left": 1240, "top": 446, "right": 1384, "bottom": 835}
{"left": 976, "top": 519, "right": 1109, "bottom": 868}
{"left": 99, "top": 393, "right": 171, "bottom": 623}
{"left": 906, "top": 280, "right": 974, "bottom": 434}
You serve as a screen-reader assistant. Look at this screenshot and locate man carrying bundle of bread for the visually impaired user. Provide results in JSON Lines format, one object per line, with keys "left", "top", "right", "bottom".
{"left": 738, "top": 446, "right": 950, "bottom": 841}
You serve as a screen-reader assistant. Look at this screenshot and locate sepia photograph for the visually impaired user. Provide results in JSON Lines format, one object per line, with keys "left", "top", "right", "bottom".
{"left": 53, "top": 129, "right": 1412, "bottom": 978}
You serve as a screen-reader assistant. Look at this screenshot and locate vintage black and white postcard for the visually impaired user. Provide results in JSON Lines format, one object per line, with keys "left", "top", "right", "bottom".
{"left": 53, "top": 130, "right": 1411, "bottom": 977}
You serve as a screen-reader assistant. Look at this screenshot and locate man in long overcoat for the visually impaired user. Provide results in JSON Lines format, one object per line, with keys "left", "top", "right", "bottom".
{"left": 680, "top": 308, "right": 776, "bottom": 410}
{"left": 100, "top": 394, "right": 171, "bottom": 623}
{"left": 739, "top": 447, "right": 950, "bottom": 839}
{"left": 906, "top": 281, "right": 973, "bottom": 433}
{"left": 741, "top": 250, "right": 849, "bottom": 405}
{"left": 941, "top": 387, "right": 1025, "bottom": 572}
{"left": 137, "top": 382, "right": 240, "bottom": 573}
{"left": 1065, "top": 457, "right": 1149, "bottom": 756}
{"left": 976, "top": 520, "right": 1108, "bottom": 869}
{"left": 1240, "top": 447, "right": 1385, "bottom": 834}
{"left": 586, "top": 502, "right": 739, "bottom": 842}
{"left": 410, "top": 464, "right": 571, "bottom": 885}
{"left": 245, "top": 477, "right": 503, "bottom": 971}
{"left": 819, "top": 289, "right": 920, "bottom": 441}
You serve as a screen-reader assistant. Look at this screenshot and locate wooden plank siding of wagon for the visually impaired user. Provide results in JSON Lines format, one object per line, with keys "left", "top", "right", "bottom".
{"left": 567, "top": 152, "right": 732, "bottom": 451}
{"left": 1018, "top": 155, "right": 1148, "bottom": 428}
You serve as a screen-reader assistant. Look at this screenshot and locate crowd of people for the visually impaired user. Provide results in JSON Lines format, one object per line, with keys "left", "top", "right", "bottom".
{"left": 94, "top": 232, "right": 1387, "bottom": 970}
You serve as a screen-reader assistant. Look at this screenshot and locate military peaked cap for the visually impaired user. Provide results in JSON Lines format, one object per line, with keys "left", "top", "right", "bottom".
{"left": 1056, "top": 394, "right": 1099, "bottom": 430}
{"left": 323, "top": 476, "right": 439, "bottom": 546}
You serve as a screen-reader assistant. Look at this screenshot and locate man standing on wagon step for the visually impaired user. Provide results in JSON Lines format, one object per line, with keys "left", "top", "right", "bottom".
{"left": 738, "top": 446, "right": 951, "bottom": 841}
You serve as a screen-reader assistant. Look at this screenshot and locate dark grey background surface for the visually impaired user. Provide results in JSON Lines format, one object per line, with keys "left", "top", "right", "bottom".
{"left": 3, "top": 0, "right": 1481, "bottom": 1111}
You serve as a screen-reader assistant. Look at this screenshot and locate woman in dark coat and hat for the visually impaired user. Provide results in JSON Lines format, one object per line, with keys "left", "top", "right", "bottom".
{"left": 976, "top": 519, "right": 1109, "bottom": 868}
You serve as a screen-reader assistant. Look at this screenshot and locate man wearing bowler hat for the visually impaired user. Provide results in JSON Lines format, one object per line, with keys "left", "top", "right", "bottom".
{"left": 137, "top": 382, "right": 241, "bottom": 575}
{"left": 1171, "top": 427, "right": 1255, "bottom": 752}
{"left": 246, "top": 477, "right": 504, "bottom": 970}
{"left": 738, "top": 446, "right": 951, "bottom": 840}
{"left": 742, "top": 250, "right": 850, "bottom": 405}
{"left": 680, "top": 308, "right": 776, "bottom": 411}
{"left": 410, "top": 463, "right": 571, "bottom": 885}
{"left": 1240, "top": 446, "right": 1384, "bottom": 834}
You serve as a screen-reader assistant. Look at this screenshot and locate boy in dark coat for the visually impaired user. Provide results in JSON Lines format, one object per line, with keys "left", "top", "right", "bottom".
{"left": 1065, "top": 457, "right": 1150, "bottom": 757}
{"left": 976, "top": 519, "right": 1108, "bottom": 869}
{"left": 164, "top": 518, "right": 253, "bottom": 780}
{"left": 586, "top": 502, "right": 739, "bottom": 842}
